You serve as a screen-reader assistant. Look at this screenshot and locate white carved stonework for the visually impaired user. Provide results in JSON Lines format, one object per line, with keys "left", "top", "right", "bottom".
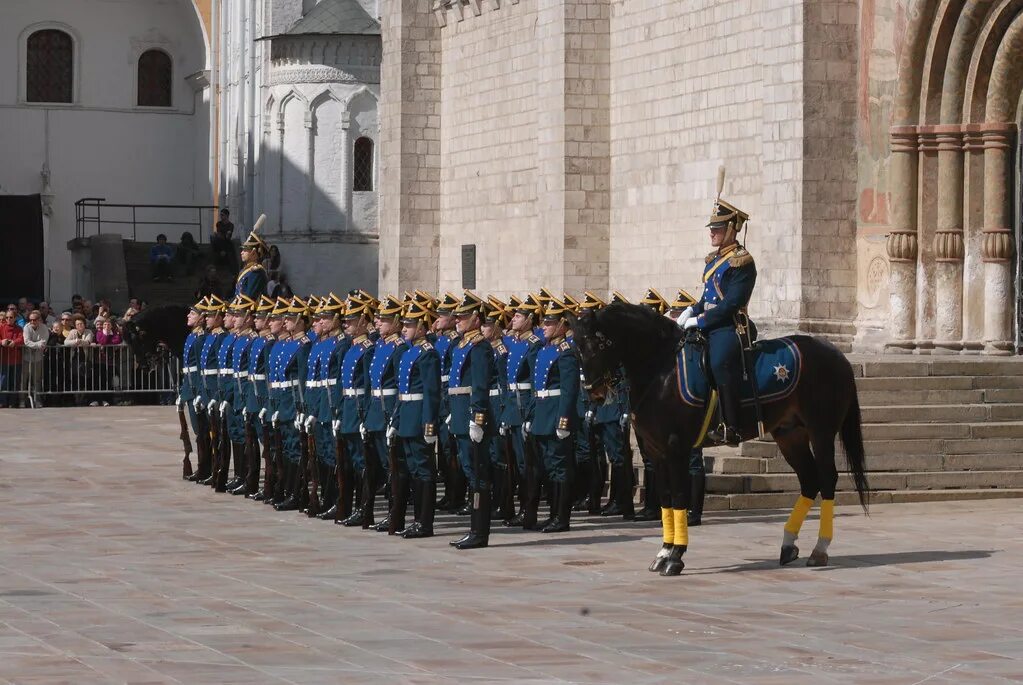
{"left": 269, "top": 66, "right": 376, "bottom": 86}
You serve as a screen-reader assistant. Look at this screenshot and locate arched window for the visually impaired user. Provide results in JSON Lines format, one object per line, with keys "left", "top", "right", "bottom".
{"left": 353, "top": 137, "right": 374, "bottom": 192}
{"left": 137, "top": 49, "right": 172, "bottom": 107}
{"left": 26, "top": 29, "right": 73, "bottom": 103}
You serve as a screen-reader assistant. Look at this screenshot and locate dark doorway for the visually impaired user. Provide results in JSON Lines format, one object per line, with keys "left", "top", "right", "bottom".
{"left": 0, "top": 195, "right": 45, "bottom": 302}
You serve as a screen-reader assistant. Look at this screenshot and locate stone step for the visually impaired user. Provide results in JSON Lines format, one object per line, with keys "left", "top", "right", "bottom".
{"left": 859, "top": 403, "right": 1023, "bottom": 423}
{"left": 704, "top": 487, "right": 1023, "bottom": 512}
{"left": 856, "top": 388, "right": 1018, "bottom": 406}
{"left": 754, "top": 451, "right": 1023, "bottom": 473}
{"left": 851, "top": 358, "right": 1023, "bottom": 378}
{"left": 737, "top": 435, "right": 1023, "bottom": 459}
{"left": 708, "top": 469, "right": 1023, "bottom": 495}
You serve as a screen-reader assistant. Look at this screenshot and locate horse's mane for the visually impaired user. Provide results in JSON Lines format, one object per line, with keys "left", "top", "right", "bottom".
{"left": 583, "top": 302, "right": 682, "bottom": 368}
{"left": 123, "top": 304, "right": 190, "bottom": 358}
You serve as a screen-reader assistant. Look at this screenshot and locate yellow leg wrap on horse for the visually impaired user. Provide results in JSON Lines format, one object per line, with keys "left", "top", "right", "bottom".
{"left": 784, "top": 495, "right": 814, "bottom": 536}
{"left": 819, "top": 499, "right": 834, "bottom": 540}
{"left": 661, "top": 508, "right": 674, "bottom": 544}
{"left": 673, "top": 509, "right": 689, "bottom": 547}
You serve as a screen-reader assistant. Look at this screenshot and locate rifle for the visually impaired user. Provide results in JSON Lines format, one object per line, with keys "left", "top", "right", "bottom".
{"left": 334, "top": 427, "right": 350, "bottom": 521}
{"left": 387, "top": 429, "right": 401, "bottom": 534}
{"left": 273, "top": 421, "right": 285, "bottom": 500}
{"left": 243, "top": 411, "right": 257, "bottom": 491}
{"left": 177, "top": 405, "right": 194, "bottom": 479}
{"left": 208, "top": 401, "right": 222, "bottom": 485}
{"left": 195, "top": 407, "right": 211, "bottom": 479}
{"left": 521, "top": 430, "right": 541, "bottom": 528}
{"left": 261, "top": 419, "right": 274, "bottom": 498}
{"left": 306, "top": 423, "right": 320, "bottom": 517}
{"left": 219, "top": 400, "right": 231, "bottom": 488}
{"left": 499, "top": 430, "right": 516, "bottom": 519}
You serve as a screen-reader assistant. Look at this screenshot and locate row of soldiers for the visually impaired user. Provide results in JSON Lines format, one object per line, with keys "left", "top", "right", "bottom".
{"left": 176, "top": 284, "right": 707, "bottom": 549}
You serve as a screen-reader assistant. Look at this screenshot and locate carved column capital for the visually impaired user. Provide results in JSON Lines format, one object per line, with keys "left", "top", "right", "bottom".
{"left": 982, "top": 228, "right": 1014, "bottom": 263}
{"left": 935, "top": 230, "right": 965, "bottom": 262}
{"left": 886, "top": 231, "right": 918, "bottom": 262}
{"left": 889, "top": 126, "right": 918, "bottom": 153}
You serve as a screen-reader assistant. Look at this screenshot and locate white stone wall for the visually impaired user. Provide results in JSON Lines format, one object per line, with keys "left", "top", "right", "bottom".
{"left": 0, "top": 0, "right": 209, "bottom": 307}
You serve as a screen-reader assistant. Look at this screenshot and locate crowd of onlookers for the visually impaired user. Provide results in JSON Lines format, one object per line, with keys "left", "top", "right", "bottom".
{"left": 0, "top": 295, "right": 170, "bottom": 408}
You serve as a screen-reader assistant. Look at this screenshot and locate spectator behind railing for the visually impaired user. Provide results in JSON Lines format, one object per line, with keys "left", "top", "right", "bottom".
{"left": 23, "top": 310, "right": 48, "bottom": 400}
{"left": 65, "top": 315, "right": 95, "bottom": 347}
{"left": 1, "top": 309, "right": 25, "bottom": 407}
{"left": 96, "top": 319, "right": 122, "bottom": 346}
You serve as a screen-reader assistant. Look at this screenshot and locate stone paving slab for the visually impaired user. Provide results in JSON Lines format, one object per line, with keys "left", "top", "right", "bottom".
{"left": 1, "top": 407, "right": 1022, "bottom": 684}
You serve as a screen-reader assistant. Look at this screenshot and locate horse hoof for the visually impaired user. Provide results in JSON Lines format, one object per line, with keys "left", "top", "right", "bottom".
{"left": 779, "top": 545, "right": 799, "bottom": 566}
{"left": 659, "top": 559, "right": 684, "bottom": 576}
{"left": 806, "top": 550, "right": 829, "bottom": 567}
{"left": 648, "top": 557, "right": 668, "bottom": 573}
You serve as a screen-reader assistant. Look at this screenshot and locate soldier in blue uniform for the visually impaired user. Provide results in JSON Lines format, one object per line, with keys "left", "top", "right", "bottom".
{"left": 678, "top": 197, "right": 756, "bottom": 447}
{"left": 563, "top": 293, "right": 600, "bottom": 514}
{"left": 526, "top": 295, "right": 580, "bottom": 533}
{"left": 181, "top": 297, "right": 211, "bottom": 482}
{"left": 196, "top": 295, "right": 228, "bottom": 488}
{"left": 480, "top": 296, "right": 510, "bottom": 519}
{"left": 388, "top": 297, "right": 442, "bottom": 538}
{"left": 225, "top": 295, "right": 256, "bottom": 494}
{"left": 431, "top": 292, "right": 465, "bottom": 513}
{"left": 271, "top": 296, "right": 314, "bottom": 511}
{"left": 500, "top": 293, "right": 543, "bottom": 528}
{"left": 579, "top": 291, "right": 635, "bottom": 520}
{"left": 242, "top": 295, "right": 276, "bottom": 498}
{"left": 211, "top": 298, "right": 240, "bottom": 492}
{"left": 235, "top": 229, "right": 269, "bottom": 300}
{"left": 311, "top": 293, "right": 349, "bottom": 520}
{"left": 263, "top": 297, "right": 292, "bottom": 505}
{"left": 363, "top": 295, "right": 409, "bottom": 532}
{"left": 338, "top": 291, "right": 378, "bottom": 528}
{"left": 447, "top": 291, "right": 496, "bottom": 550}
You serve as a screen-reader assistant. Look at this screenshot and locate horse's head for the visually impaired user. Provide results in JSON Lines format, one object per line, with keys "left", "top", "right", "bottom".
{"left": 572, "top": 310, "right": 623, "bottom": 402}
{"left": 120, "top": 319, "right": 161, "bottom": 369}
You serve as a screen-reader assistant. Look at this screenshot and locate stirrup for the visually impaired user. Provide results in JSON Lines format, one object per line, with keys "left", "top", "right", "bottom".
{"left": 707, "top": 424, "right": 741, "bottom": 447}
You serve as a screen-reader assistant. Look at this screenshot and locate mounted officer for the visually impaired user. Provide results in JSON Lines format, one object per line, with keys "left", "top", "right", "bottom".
{"left": 236, "top": 229, "right": 269, "bottom": 300}
{"left": 678, "top": 189, "right": 756, "bottom": 447}
{"left": 667, "top": 288, "right": 707, "bottom": 526}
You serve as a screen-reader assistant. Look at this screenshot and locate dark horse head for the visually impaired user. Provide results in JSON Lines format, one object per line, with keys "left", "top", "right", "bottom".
{"left": 121, "top": 304, "right": 191, "bottom": 369}
{"left": 572, "top": 303, "right": 683, "bottom": 401}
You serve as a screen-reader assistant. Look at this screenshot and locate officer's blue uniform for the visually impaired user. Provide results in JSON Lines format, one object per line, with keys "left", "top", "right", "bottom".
{"left": 313, "top": 332, "right": 348, "bottom": 468}
{"left": 365, "top": 333, "right": 408, "bottom": 471}
{"left": 530, "top": 336, "right": 579, "bottom": 483}
{"left": 272, "top": 334, "right": 311, "bottom": 464}
{"left": 215, "top": 329, "right": 237, "bottom": 442}
{"left": 180, "top": 327, "right": 204, "bottom": 433}
{"left": 434, "top": 329, "right": 459, "bottom": 451}
{"left": 487, "top": 336, "right": 508, "bottom": 471}
{"left": 448, "top": 330, "right": 494, "bottom": 489}
{"left": 339, "top": 334, "right": 374, "bottom": 472}
{"left": 197, "top": 326, "right": 226, "bottom": 411}
{"left": 394, "top": 338, "right": 441, "bottom": 481}
{"left": 500, "top": 331, "right": 542, "bottom": 477}
{"left": 245, "top": 332, "right": 274, "bottom": 457}
{"left": 234, "top": 264, "right": 268, "bottom": 300}
{"left": 692, "top": 242, "right": 757, "bottom": 400}
{"left": 228, "top": 331, "right": 255, "bottom": 445}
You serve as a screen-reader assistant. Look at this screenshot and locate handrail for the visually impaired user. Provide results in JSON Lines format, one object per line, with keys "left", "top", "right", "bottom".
{"left": 74, "top": 199, "right": 218, "bottom": 244}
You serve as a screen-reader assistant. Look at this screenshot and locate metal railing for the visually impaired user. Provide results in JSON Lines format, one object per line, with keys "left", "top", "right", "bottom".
{"left": 0, "top": 344, "right": 180, "bottom": 408}
{"left": 75, "top": 198, "right": 218, "bottom": 243}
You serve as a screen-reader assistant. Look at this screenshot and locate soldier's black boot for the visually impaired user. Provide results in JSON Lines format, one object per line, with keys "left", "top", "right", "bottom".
{"left": 543, "top": 479, "right": 572, "bottom": 533}
{"left": 454, "top": 486, "right": 491, "bottom": 549}
{"left": 707, "top": 384, "right": 742, "bottom": 447}
{"left": 225, "top": 442, "right": 245, "bottom": 492}
{"left": 317, "top": 463, "right": 337, "bottom": 520}
{"left": 340, "top": 470, "right": 366, "bottom": 526}
{"left": 190, "top": 431, "right": 211, "bottom": 482}
{"left": 572, "top": 461, "right": 591, "bottom": 512}
{"left": 618, "top": 462, "right": 636, "bottom": 521}
{"left": 403, "top": 481, "right": 436, "bottom": 539}
{"left": 360, "top": 465, "right": 377, "bottom": 530}
{"left": 539, "top": 482, "right": 559, "bottom": 531}
{"left": 688, "top": 472, "right": 706, "bottom": 527}
{"left": 380, "top": 470, "right": 408, "bottom": 534}
{"left": 446, "top": 465, "right": 467, "bottom": 513}
{"left": 490, "top": 479, "right": 503, "bottom": 521}
{"left": 274, "top": 462, "right": 302, "bottom": 511}
{"left": 600, "top": 464, "right": 619, "bottom": 516}
{"left": 633, "top": 465, "right": 659, "bottom": 521}
{"left": 520, "top": 466, "right": 542, "bottom": 531}
{"left": 588, "top": 458, "right": 605, "bottom": 515}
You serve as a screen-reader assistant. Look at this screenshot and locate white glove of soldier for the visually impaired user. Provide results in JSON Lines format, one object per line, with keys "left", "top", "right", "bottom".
{"left": 424, "top": 432, "right": 437, "bottom": 445}
{"left": 683, "top": 317, "right": 699, "bottom": 330}
{"left": 331, "top": 419, "right": 340, "bottom": 436}
{"left": 294, "top": 414, "right": 303, "bottom": 430}
{"left": 386, "top": 425, "right": 398, "bottom": 446}
{"left": 242, "top": 407, "right": 249, "bottom": 419}
{"left": 522, "top": 421, "right": 531, "bottom": 439}
{"left": 499, "top": 423, "right": 508, "bottom": 436}
{"left": 220, "top": 400, "right": 229, "bottom": 414}
{"left": 193, "top": 396, "right": 203, "bottom": 411}
{"left": 207, "top": 399, "right": 217, "bottom": 414}
{"left": 469, "top": 422, "right": 484, "bottom": 444}
{"left": 445, "top": 415, "right": 451, "bottom": 428}
{"left": 305, "top": 414, "right": 316, "bottom": 429}
{"left": 359, "top": 423, "right": 367, "bottom": 440}
{"left": 556, "top": 428, "right": 571, "bottom": 440}
{"left": 676, "top": 306, "right": 695, "bottom": 327}
{"left": 259, "top": 408, "right": 267, "bottom": 421}
{"left": 619, "top": 413, "right": 630, "bottom": 429}
{"left": 585, "top": 409, "right": 595, "bottom": 425}
{"left": 271, "top": 411, "right": 280, "bottom": 427}
{"left": 175, "top": 396, "right": 182, "bottom": 408}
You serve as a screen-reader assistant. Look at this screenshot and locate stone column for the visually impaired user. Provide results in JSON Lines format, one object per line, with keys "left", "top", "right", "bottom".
{"left": 885, "top": 126, "right": 919, "bottom": 352}
{"left": 339, "top": 111, "right": 351, "bottom": 232}
{"left": 933, "top": 125, "right": 965, "bottom": 350}
{"left": 981, "top": 124, "right": 1016, "bottom": 354}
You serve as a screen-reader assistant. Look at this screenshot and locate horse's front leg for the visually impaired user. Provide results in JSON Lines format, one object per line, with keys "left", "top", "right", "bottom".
{"left": 648, "top": 456, "right": 673, "bottom": 572}
{"left": 659, "top": 434, "right": 691, "bottom": 577}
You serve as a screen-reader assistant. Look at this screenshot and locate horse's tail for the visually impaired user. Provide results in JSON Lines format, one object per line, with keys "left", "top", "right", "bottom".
{"left": 840, "top": 391, "right": 869, "bottom": 513}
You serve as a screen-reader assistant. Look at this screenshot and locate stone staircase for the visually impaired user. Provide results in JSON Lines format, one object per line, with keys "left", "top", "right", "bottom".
{"left": 123, "top": 240, "right": 238, "bottom": 306}
{"left": 701, "top": 356, "right": 1023, "bottom": 511}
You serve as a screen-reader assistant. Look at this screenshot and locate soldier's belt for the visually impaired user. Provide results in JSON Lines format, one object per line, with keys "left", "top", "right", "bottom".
{"left": 399, "top": 393, "right": 424, "bottom": 401}
{"left": 250, "top": 373, "right": 266, "bottom": 381}
{"left": 448, "top": 386, "right": 471, "bottom": 396}
{"left": 535, "top": 389, "right": 562, "bottom": 398}
{"left": 307, "top": 380, "right": 324, "bottom": 388}
{"left": 343, "top": 388, "right": 365, "bottom": 397}
{"left": 371, "top": 388, "right": 398, "bottom": 398}
{"left": 182, "top": 365, "right": 197, "bottom": 373}
{"left": 705, "top": 303, "right": 717, "bottom": 310}
{"left": 237, "top": 371, "right": 248, "bottom": 378}
{"left": 219, "top": 369, "right": 234, "bottom": 376}
{"left": 270, "top": 380, "right": 297, "bottom": 389}
{"left": 510, "top": 383, "right": 532, "bottom": 391}
{"left": 202, "top": 369, "right": 218, "bottom": 376}
{"left": 489, "top": 388, "right": 501, "bottom": 397}
{"left": 441, "top": 374, "right": 450, "bottom": 383}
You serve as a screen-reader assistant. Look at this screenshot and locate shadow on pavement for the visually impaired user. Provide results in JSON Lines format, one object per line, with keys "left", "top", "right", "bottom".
{"left": 685, "top": 548, "right": 997, "bottom": 575}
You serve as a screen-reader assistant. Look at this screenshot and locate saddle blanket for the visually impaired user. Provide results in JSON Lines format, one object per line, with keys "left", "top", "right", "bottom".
{"left": 677, "top": 337, "right": 802, "bottom": 408}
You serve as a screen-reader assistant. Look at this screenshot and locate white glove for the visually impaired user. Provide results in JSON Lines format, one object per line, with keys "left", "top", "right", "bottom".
{"left": 676, "top": 306, "right": 694, "bottom": 326}
{"left": 207, "top": 399, "right": 217, "bottom": 414}
{"left": 331, "top": 418, "right": 340, "bottom": 434}
{"left": 242, "top": 407, "right": 249, "bottom": 419}
{"left": 445, "top": 415, "right": 451, "bottom": 428}
{"left": 424, "top": 434, "right": 437, "bottom": 445}
{"left": 175, "top": 396, "right": 182, "bottom": 408}
{"left": 556, "top": 428, "right": 570, "bottom": 440}
{"left": 522, "top": 421, "right": 531, "bottom": 439}
{"left": 271, "top": 411, "right": 280, "bottom": 427}
{"left": 294, "top": 415, "right": 303, "bottom": 430}
{"left": 359, "top": 423, "right": 367, "bottom": 440}
{"left": 683, "top": 317, "right": 699, "bottom": 330}
{"left": 193, "top": 397, "right": 203, "bottom": 411}
{"left": 619, "top": 413, "right": 630, "bottom": 429}
{"left": 469, "top": 422, "right": 484, "bottom": 444}
{"left": 308, "top": 414, "right": 318, "bottom": 429}
{"left": 498, "top": 423, "right": 508, "bottom": 436}
{"left": 259, "top": 408, "right": 267, "bottom": 421}
{"left": 219, "top": 400, "right": 228, "bottom": 414}
{"left": 386, "top": 425, "right": 398, "bottom": 446}
{"left": 585, "top": 410, "right": 594, "bottom": 425}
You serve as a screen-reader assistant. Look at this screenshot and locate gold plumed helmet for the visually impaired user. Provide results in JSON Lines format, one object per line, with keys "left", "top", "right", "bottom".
{"left": 516, "top": 293, "right": 544, "bottom": 320}
{"left": 562, "top": 293, "right": 582, "bottom": 316}
{"left": 402, "top": 298, "right": 436, "bottom": 326}
{"left": 455, "top": 290, "right": 484, "bottom": 316}
{"left": 228, "top": 294, "right": 256, "bottom": 314}
{"left": 707, "top": 166, "right": 749, "bottom": 243}
{"left": 377, "top": 294, "right": 404, "bottom": 319}
{"left": 542, "top": 295, "right": 572, "bottom": 321}
{"left": 343, "top": 290, "right": 376, "bottom": 319}
{"left": 271, "top": 296, "right": 291, "bottom": 318}
{"left": 483, "top": 295, "right": 508, "bottom": 327}
{"left": 435, "top": 291, "right": 461, "bottom": 314}
{"left": 609, "top": 291, "right": 631, "bottom": 305}
{"left": 319, "top": 292, "right": 345, "bottom": 317}
{"left": 207, "top": 294, "right": 227, "bottom": 314}
{"left": 190, "top": 296, "right": 209, "bottom": 313}
{"left": 286, "top": 295, "right": 311, "bottom": 318}
{"left": 254, "top": 295, "right": 275, "bottom": 316}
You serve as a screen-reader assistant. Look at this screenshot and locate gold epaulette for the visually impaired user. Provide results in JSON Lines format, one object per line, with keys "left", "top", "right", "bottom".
{"left": 445, "top": 330, "right": 459, "bottom": 339}
{"left": 558, "top": 341, "right": 572, "bottom": 353}
{"left": 459, "top": 331, "right": 482, "bottom": 347}
{"left": 526, "top": 334, "right": 541, "bottom": 344}
{"left": 418, "top": 340, "right": 433, "bottom": 350}
{"left": 729, "top": 248, "right": 754, "bottom": 268}
{"left": 386, "top": 333, "right": 403, "bottom": 344}
{"left": 705, "top": 250, "right": 719, "bottom": 264}
{"left": 296, "top": 333, "right": 309, "bottom": 343}
{"left": 493, "top": 342, "right": 507, "bottom": 355}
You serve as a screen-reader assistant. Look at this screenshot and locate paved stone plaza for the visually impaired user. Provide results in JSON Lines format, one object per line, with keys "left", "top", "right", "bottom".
{"left": 1, "top": 407, "right": 1021, "bottom": 684}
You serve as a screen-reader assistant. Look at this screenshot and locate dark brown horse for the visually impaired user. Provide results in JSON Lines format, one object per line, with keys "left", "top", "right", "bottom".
{"left": 572, "top": 303, "right": 868, "bottom": 575}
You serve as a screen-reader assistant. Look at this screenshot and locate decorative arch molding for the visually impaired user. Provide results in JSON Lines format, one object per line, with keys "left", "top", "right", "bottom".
{"left": 18, "top": 21, "right": 82, "bottom": 105}
{"left": 886, "top": 0, "right": 1023, "bottom": 354}
{"left": 276, "top": 89, "right": 310, "bottom": 130}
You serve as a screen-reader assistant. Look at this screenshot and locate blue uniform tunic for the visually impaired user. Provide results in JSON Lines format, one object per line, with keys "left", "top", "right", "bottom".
{"left": 530, "top": 336, "right": 579, "bottom": 483}
{"left": 227, "top": 332, "right": 254, "bottom": 443}
{"left": 180, "top": 329, "right": 204, "bottom": 432}
{"left": 234, "top": 264, "right": 268, "bottom": 300}
{"left": 198, "top": 329, "right": 226, "bottom": 408}
{"left": 273, "top": 334, "right": 311, "bottom": 464}
{"left": 216, "top": 331, "right": 237, "bottom": 440}
{"left": 394, "top": 338, "right": 441, "bottom": 481}
{"left": 433, "top": 329, "right": 459, "bottom": 449}
{"left": 365, "top": 333, "right": 408, "bottom": 470}
{"left": 500, "top": 332, "right": 542, "bottom": 476}
{"left": 487, "top": 337, "right": 508, "bottom": 469}
{"left": 339, "top": 334, "right": 374, "bottom": 472}
{"left": 448, "top": 330, "right": 494, "bottom": 488}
